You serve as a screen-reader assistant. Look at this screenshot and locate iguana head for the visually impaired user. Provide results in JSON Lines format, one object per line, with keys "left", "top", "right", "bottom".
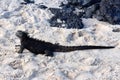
{"left": 16, "top": 30, "right": 28, "bottom": 39}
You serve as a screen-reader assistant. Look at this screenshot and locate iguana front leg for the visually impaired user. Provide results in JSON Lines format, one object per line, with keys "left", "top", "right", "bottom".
{"left": 18, "top": 45, "right": 24, "bottom": 53}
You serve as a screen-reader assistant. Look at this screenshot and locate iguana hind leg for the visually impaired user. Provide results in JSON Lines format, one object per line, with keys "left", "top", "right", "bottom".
{"left": 45, "top": 50, "right": 54, "bottom": 57}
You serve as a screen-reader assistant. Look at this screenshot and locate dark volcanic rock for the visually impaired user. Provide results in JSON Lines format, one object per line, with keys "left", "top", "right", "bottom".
{"left": 98, "top": 0, "right": 120, "bottom": 24}
{"left": 38, "top": 5, "right": 48, "bottom": 9}
{"left": 81, "top": 0, "right": 101, "bottom": 8}
{"left": 21, "top": 0, "right": 34, "bottom": 4}
{"left": 48, "top": 0, "right": 84, "bottom": 29}
{"left": 81, "top": 0, "right": 120, "bottom": 25}
{"left": 49, "top": 7, "right": 84, "bottom": 29}
{"left": 80, "top": 0, "right": 101, "bottom": 18}
{"left": 48, "top": 0, "right": 120, "bottom": 29}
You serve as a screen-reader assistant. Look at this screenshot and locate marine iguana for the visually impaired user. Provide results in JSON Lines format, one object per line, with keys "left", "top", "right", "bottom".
{"left": 16, "top": 30, "right": 114, "bottom": 57}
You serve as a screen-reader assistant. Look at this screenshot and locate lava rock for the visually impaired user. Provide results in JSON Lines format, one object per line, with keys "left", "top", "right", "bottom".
{"left": 98, "top": 0, "right": 120, "bottom": 24}
{"left": 49, "top": 8, "right": 84, "bottom": 29}
{"left": 80, "top": 0, "right": 120, "bottom": 25}
{"left": 21, "top": 0, "right": 34, "bottom": 4}
{"left": 81, "top": 0, "right": 101, "bottom": 8}
{"left": 80, "top": 0, "right": 101, "bottom": 18}
{"left": 38, "top": 5, "right": 48, "bottom": 9}
{"left": 49, "top": 0, "right": 120, "bottom": 29}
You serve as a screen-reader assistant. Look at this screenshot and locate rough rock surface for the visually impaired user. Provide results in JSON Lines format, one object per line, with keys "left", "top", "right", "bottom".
{"left": 98, "top": 0, "right": 120, "bottom": 24}
{"left": 49, "top": 7, "right": 84, "bottom": 29}
{"left": 79, "top": 0, "right": 120, "bottom": 25}
{"left": 49, "top": 0, "right": 120, "bottom": 29}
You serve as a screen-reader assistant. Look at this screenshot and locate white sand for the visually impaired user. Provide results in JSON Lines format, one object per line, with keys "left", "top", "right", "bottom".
{"left": 0, "top": 0, "right": 120, "bottom": 80}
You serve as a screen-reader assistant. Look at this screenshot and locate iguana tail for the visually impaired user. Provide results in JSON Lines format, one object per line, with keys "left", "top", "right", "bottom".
{"left": 54, "top": 45, "right": 114, "bottom": 52}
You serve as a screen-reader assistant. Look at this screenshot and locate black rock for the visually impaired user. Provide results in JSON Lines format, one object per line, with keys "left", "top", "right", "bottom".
{"left": 81, "top": 0, "right": 101, "bottom": 8}
{"left": 80, "top": 0, "right": 120, "bottom": 25}
{"left": 48, "top": 0, "right": 86, "bottom": 29}
{"left": 98, "top": 0, "right": 120, "bottom": 24}
{"left": 38, "top": 5, "right": 48, "bottom": 9}
{"left": 49, "top": 7, "right": 84, "bottom": 29}
{"left": 21, "top": 0, "right": 34, "bottom": 4}
{"left": 48, "top": 0, "right": 120, "bottom": 29}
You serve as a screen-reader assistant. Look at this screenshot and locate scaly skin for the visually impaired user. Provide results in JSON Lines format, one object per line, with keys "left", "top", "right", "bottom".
{"left": 16, "top": 30, "right": 114, "bottom": 57}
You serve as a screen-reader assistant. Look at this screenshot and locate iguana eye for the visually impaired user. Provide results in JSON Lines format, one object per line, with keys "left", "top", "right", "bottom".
{"left": 16, "top": 31, "right": 22, "bottom": 38}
